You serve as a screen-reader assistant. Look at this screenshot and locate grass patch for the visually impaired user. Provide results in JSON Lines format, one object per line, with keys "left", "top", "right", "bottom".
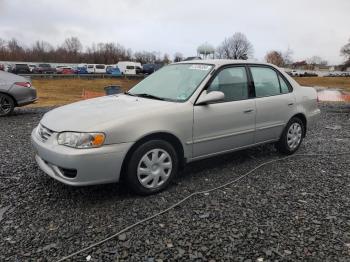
{"left": 28, "top": 76, "right": 350, "bottom": 107}
{"left": 294, "top": 77, "right": 350, "bottom": 92}
{"left": 31, "top": 78, "right": 141, "bottom": 107}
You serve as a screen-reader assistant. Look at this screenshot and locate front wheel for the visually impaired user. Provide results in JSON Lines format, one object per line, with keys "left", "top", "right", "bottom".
{"left": 276, "top": 117, "right": 304, "bottom": 155}
{"left": 126, "top": 140, "right": 178, "bottom": 195}
{"left": 0, "top": 94, "right": 15, "bottom": 117}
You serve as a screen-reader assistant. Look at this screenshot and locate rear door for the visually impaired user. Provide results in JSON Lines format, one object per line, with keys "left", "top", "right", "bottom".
{"left": 249, "top": 65, "right": 296, "bottom": 143}
{"left": 192, "top": 65, "right": 256, "bottom": 157}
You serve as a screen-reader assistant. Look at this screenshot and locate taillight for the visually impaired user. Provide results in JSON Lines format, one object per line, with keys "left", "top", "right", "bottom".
{"left": 15, "top": 82, "right": 31, "bottom": 88}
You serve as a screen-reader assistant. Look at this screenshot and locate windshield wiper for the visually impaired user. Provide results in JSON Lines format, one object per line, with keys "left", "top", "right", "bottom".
{"left": 133, "top": 93, "right": 165, "bottom": 101}
{"left": 124, "top": 91, "right": 136, "bottom": 96}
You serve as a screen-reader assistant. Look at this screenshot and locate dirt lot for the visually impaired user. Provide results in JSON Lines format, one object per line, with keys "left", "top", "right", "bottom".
{"left": 28, "top": 77, "right": 350, "bottom": 107}
{"left": 0, "top": 103, "right": 349, "bottom": 261}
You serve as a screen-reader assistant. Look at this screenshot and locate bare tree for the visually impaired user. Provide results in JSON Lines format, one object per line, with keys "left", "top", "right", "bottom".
{"left": 134, "top": 51, "right": 157, "bottom": 64}
{"left": 282, "top": 47, "right": 293, "bottom": 65}
{"left": 162, "top": 53, "right": 171, "bottom": 64}
{"left": 62, "top": 37, "right": 82, "bottom": 54}
{"left": 265, "top": 50, "right": 285, "bottom": 67}
{"left": 173, "top": 52, "right": 183, "bottom": 62}
{"left": 216, "top": 32, "right": 253, "bottom": 60}
{"left": 341, "top": 38, "right": 350, "bottom": 60}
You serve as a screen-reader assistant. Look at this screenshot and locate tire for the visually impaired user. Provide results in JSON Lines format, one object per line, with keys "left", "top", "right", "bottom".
{"left": 0, "top": 93, "right": 15, "bottom": 117}
{"left": 276, "top": 117, "right": 304, "bottom": 155}
{"left": 126, "top": 140, "right": 179, "bottom": 195}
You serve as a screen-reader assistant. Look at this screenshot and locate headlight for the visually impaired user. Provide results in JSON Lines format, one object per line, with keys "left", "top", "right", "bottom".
{"left": 57, "top": 132, "right": 105, "bottom": 149}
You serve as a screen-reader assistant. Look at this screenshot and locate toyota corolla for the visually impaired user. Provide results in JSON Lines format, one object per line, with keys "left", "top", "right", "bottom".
{"left": 31, "top": 60, "right": 320, "bottom": 194}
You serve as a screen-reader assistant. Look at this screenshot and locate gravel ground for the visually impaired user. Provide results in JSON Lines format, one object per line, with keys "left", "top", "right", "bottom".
{"left": 0, "top": 103, "right": 349, "bottom": 261}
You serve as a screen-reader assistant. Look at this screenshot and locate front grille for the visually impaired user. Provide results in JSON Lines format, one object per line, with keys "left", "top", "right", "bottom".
{"left": 37, "top": 124, "right": 54, "bottom": 142}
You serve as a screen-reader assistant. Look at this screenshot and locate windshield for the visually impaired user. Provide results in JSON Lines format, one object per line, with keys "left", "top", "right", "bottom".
{"left": 128, "top": 63, "right": 213, "bottom": 102}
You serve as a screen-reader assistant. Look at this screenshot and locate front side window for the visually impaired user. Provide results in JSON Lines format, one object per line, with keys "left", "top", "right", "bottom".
{"left": 250, "top": 67, "right": 280, "bottom": 97}
{"left": 129, "top": 63, "right": 213, "bottom": 102}
{"left": 207, "top": 67, "right": 249, "bottom": 102}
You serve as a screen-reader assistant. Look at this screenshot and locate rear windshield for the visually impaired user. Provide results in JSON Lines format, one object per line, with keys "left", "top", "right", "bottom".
{"left": 15, "top": 64, "right": 28, "bottom": 67}
{"left": 126, "top": 66, "right": 135, "bottom": 69}
{"left": 95, "top": 65, "right": 105, "bottom": 69}
{"left": 39, "top": 64, "right": 50, "bottom": 67}
{"left": 88, "top": 65, "right": 94, "bottom": 68}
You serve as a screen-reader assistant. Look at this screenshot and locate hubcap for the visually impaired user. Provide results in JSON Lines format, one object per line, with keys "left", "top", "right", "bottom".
{"left": 287, "top": 122, "right": 302, "bottom": 150}
{"left": 0, "top": 95, "right": 12, "bottom": 115}
{"left": 137, "top": 149, "right": 173, "bottom": 189}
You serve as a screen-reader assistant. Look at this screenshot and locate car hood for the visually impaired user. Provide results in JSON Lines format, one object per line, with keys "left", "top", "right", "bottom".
{"left": 41, "top": 94, "right": 176, "bottom": 132}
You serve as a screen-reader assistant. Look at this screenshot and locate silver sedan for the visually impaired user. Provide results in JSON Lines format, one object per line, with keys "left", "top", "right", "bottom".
{"left": 0, "top": 71, "right": 37, "bottom": 116}
{"left": 31, "top": 60, "right": 320, "bottom": 194}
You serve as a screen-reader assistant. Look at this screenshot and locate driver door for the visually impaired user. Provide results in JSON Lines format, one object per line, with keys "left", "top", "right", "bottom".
{"left": 192, "top": 66, "right": 256, "bottom": 158}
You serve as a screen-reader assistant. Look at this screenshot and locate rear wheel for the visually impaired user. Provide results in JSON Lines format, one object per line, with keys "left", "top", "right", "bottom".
{"left": 276, "top": 117, "right": 304, "bottom": 154}
{"left": 0, "top": 94, "right": 15, "bottom": 117}
{"left": 126, "top": 140, "right": 178, "bottom": 195}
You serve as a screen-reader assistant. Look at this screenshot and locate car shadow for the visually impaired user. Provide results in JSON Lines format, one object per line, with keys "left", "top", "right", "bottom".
{"left": 39, "top": 143, "right": 278, "bottom": 203}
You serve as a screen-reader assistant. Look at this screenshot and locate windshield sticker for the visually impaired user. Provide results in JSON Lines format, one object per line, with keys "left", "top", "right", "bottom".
{"left": 189, "top": 65, "right": 211, "bottom": 71}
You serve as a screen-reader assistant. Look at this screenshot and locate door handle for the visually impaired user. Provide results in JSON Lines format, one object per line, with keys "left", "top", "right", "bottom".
{"left": 288, "top": 102, "right": 294, "bottom": 106}
{"left": 243, "top": 109, "right": 254, "bottom": 113}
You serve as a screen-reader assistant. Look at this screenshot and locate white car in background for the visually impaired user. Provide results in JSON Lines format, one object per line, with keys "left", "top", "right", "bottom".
{"left": 87, "top": 64, "right": 106, "bottom": 74}
{"left": 117, "top": 61, "right": 139, "bottom": 75}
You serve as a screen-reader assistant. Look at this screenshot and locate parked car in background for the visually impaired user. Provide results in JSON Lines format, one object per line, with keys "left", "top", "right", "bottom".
{"left": 34, "top": 64, "right": 56, "bottom": 74}
{"left": 76, "top": 67, "right": 89, "bottom": 74}
{"left": 0, "top": 70, "right": 37, "bottom": 116}
{"left": 61, "top": 67, "right": 75, "bottom": 74}
{"left": 106, "top": 66, "right": 122, "bottom": 76}
{"left": 86, "top": 64, "right": 106, "bottom": 74}
{"left": 11, "top": 64, "right": 31, "bottom": 74}
{"left": 55, "top": 66, "right": 66, "bottom": 74}
{"left": 0, "top": 64, "right": 4, "bottom": 71}
{"left": 31, "top": 60, "right": 320, "bottom": 194}
{"left": 117, "top": 61, "right": 138, "bottom": 75}
{"left": 5, "top": 65, "right": 12, "bottom": 72}
{"left": 142, "top": 63, "right": 163, "bottom": 74}
{"left": 94, "top": 64, "right": 106, "bottom": 74}
{"left": 28, "top": 64, "right": 37, "bottom": 73}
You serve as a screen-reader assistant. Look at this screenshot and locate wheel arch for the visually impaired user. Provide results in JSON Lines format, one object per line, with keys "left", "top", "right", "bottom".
{"left": 120, "top": 132, "right": 186, "bottom": 180}
{"left": 291, "top": 113, "right": 307, "bottom": 137}
{"left": 0, "top": 91, "right": 17, "bottom": 106}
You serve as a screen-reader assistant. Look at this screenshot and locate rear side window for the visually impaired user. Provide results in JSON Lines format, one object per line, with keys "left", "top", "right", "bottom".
{"left": 250, "top": 67, "right": 280, "bottom": 97}
{"left": 279, "top": 75, "right": 290, "bottom": 94}
{"left": 207, "top": 67, "right": 249, "bottom": 102}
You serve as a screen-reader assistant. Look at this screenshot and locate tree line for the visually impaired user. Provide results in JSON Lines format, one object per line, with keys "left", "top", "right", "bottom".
{"left": 265, "top": 38, "right": 350, "bottom": 70}
{"left": 0, "top": 37, "right": 171, "bottom": 64}
{"left": 1, "top": 34, "right": 349, "bottom": 69}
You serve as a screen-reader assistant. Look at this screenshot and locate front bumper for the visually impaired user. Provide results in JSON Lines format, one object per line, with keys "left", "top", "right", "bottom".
{"left": 31, "top": 128, "right": 133, "bottom": 186}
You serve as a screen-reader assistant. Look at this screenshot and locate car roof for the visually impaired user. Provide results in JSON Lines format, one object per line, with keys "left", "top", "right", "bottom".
{"left": 176, "top": 59, "right": 275, "bottom": 67}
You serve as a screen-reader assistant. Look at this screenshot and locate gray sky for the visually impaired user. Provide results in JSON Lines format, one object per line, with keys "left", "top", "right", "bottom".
{"left": 0, "top": 0, "right": 349, "bottom": 64}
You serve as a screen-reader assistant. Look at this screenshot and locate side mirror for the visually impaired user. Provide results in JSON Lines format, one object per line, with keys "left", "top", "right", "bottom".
{"left": 196, "top": 91, "right": 225, "bottom": 105}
